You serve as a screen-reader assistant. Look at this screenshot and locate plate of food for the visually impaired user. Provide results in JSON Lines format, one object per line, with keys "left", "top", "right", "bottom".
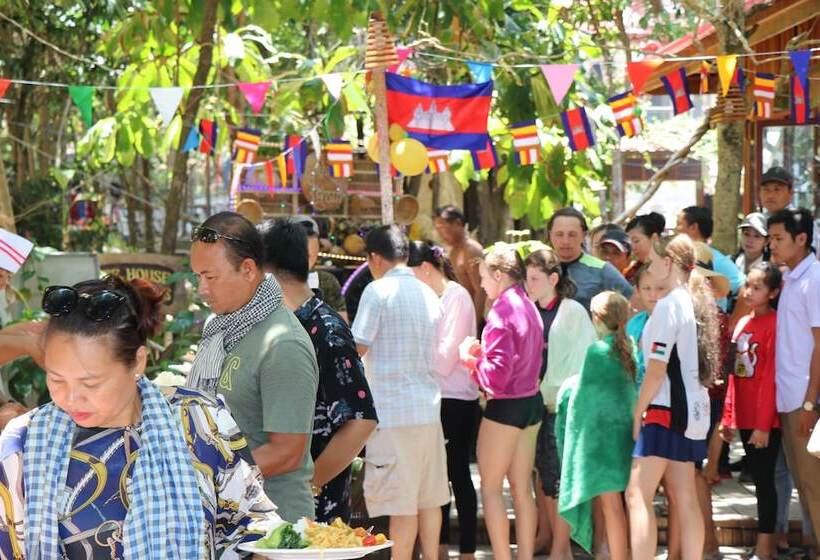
{"left": 240, "top": 517, "right": 393, "bottom": 559}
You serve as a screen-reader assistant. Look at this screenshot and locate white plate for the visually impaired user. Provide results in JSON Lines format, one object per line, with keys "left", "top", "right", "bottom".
{"left": 238, "top": 541, "right": 393, "bottom": 559}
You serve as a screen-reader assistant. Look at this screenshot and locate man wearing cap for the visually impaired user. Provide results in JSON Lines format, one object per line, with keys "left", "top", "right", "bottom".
{"left": 598, "top": 229, "right": 635, "bottom": 281}
{"left": 759, "top": 166, "right": 819, "bottom": 258}
{"left": 294, "top": 216, "right": 348, "bottom": 321}
{"left": 735, "top": 213, "right": 768, "bottom": 274}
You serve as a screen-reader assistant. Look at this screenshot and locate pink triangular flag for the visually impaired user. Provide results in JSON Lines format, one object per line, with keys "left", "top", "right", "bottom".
{"left": 321, "top": 73, "right": 344, "bottom": 100}
{"left": 388, "top": 47, "right": 414, "bottom": 73}
{"left": 237, "top": 81, "right": 271, "bottom": 113}
{"left": 539, "top": 64, "right": 579, "bottom": 105}
{"left": 0, "top": 79, "right": 11, "bottom": 100}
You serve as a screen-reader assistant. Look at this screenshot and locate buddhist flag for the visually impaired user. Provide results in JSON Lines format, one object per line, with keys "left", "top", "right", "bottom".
{"left": 753, "top": 73, "right": 775, "bottom": 119}
{"left": 326, "top": 140, "right": 354, "bottom": 177}
{"left": 699, "top": 61, "right": 710, "bottom": 95}
{"left": 426, "top": 149, "right": 450, "bottom": 173}
{"left": 471, "top": 137, "right": 498, "bottom": 170}
{"left": 791, "top": 74, "right": 810, "bottom": 124}
{"left": 560, "top": 108, "right": 595, "bottom": 152}
{"left": 232, "top": 128, "right": 261, "bottom": 164}
{"left": 199, "top": 119, "right": 217, "bottom": 153}
{"left": 607, "top": 91, "right": 644, "bottom": 138}
{"left": 510, "top": 120, "right": 541, "bottom": 165}
{"left": 661, "top": 68, "right": 693, "bottom": 115}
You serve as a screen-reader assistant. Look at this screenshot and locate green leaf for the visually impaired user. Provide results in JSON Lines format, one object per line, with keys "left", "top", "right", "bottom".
{"left": 324, "top": 45, "right": 358, "bottom": 73}
{"left": 452, "top": 153, "right": 475, "bottom": 189}
{"left": 342, "top": 81, "right": 368, "bottom": 112}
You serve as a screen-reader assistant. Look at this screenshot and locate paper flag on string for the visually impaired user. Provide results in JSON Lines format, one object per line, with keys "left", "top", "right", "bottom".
{"left": 232, "top": 128, "right": 262, "bottom": 164}
{"left": 661, "top": 68, "right": 693, "bottom": 115}
{"left": 182, "top": 126, "right": 200, "bottom": 152}
{"left": 321, "top": 73, "right": 345, "bottom": 100}
{"left": 467, "top": 62, "right": 494, "bottom": 83}
{"left": 388, "top": 47, "right": 414, "bottom": 73}
{"left": 426, "top": 149, "right": 451, "bottom": 173}
{"left": 238, "top": 81, "right": 271, "bottom": 113}
{"left": 699, "top": 61, "right": 710, "bottom": 95}
{"left": 0, "top": 79, "right": 11, "bottom": 100}
{"left": 149, "top": 87, "right": 184, "bottom": 127}
{"left": 276, "top": 155, "right": 287, "bottom": 188}
{"left": 753, "top": 73, "right": 775, "bottom": 118}
{"left": 471, "top": 137, "right": 498, "bottom": 170}
{"left": 627, "top": 60, "right": 661, "bottom": 96}
{"left": 607, "top": 91, "right": 643, "bottom": 138}
{"left": 510, "top": 120, "right": 542, "bottom": 165}
{"left": 560, "top": 108, "right": 595, "bottom": 152}
{"left": 199, "top": 119, "right": 217, "bottom": 153}
{"left": 716, "top": 55, "right": 738, "bottom": 96}
{"left": 264, "top": 160, "right": 277, "bottom": 192}
{"left": 68, "top": 85, "right": 94, "bottom": 127}
{"left": 539, "top": 64, "right": 578, "bottom": 105}
{"left": 0, "top": 228, "right": 34, "bottom": 274}
{"left": 732, "top": 66, "right": 746, "bottom": 93}
{"left": 326, "top": 139, "right": 354, "bottom": 177}
{"left": 789, "top": 50, "right": 810, "bottom": 90}
{"left": 790, "top": 74, "right": 810, "bottom": 124}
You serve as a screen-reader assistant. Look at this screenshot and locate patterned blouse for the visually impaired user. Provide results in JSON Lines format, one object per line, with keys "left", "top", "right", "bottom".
{"left": 0, "top": 386, "right": 278, "bottom": 559}
{"left": 294, "top": 295, "right": 378, "bottom": 523}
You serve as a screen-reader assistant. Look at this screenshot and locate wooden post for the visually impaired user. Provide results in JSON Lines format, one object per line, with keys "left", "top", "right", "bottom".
{"left": 372, "top": 70, "right": 394, "bottom": 224}
{"left": 611, "top": 148, "right": 624, "bottom": 218}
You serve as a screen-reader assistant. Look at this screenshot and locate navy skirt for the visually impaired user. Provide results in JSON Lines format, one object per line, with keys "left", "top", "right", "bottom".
{"left": 633, "top": 423, "right": 707, "bottom": 462}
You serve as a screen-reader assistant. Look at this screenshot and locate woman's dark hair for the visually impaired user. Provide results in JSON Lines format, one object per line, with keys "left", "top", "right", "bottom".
{"left": 198, "top": 211, "right": 265, "bottom": 268}
{"left": 748, "top": 261, "right": 783, "bottom": 309}
{"left": 524, "top": 247, "right": 577, "bottom": 300}
{"left": 257, "top": 218, "right": 309, "bottom": 282}
{"left": 45, "top": 275, "right": 166, "bottom": 368}
{"left": 365, "top": 225, "right": 409, "bottom": 262}
{"left": 435, "top": 205, "right": 466, "bottom": 225}
{"left": 547, "top": 207, "right": 588, "bottom": 233}
{"left": 767, "top": 208, "right": 814, "bottom": 250}
{"left": 681, "top": 206, "right": 713, "bottom": 238}
{"left": 408, "top": 241, "right": 457, "bottom": 281}
{"left": 625, "top": 212, "right": 666, "bottom": 237}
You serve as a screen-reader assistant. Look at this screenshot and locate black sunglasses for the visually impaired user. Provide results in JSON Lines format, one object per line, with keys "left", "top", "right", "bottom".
{"left": 192, "top": 226, "right": 250, "bottom": 245}
{"left": 42, "top": 286, "right": 135, "bottom": 322}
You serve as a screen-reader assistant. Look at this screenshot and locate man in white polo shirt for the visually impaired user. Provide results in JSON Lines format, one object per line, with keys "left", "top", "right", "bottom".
{"left": 768, "top": 207, "right": 820, "bottom": 541}
{"left": 351, "top": 225, "right": 449, "bottom": 560}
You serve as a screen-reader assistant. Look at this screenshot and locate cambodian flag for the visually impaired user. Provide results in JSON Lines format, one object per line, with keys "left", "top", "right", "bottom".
{"left": 386, "top": 72, "right": 493, "bottom": 150}
{"left": 560, "top": 108, "right": 595, "bottom": 152}
{"left": 791, "top": 75, "right": 810, "bottom": 124}
{"left": 661, "top": 68, "right": 693, "bottom": 115}
{"left": 471, "top": 137, "right": 498, "bottom": 170}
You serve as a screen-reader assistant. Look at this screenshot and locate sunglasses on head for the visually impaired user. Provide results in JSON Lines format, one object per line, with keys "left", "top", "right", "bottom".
{"left": 42, "top": 286, "right": 135, "bottom": 322}
{"left": 192, "top": 226, "right": 250, "bottom": 246}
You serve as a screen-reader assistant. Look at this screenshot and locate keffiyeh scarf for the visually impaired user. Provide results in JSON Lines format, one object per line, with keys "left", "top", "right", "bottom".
{"left": 23, "top": 376, "right": 204, "bottom": 559}
{"left": 187, "top": 275, "right": 282, "bottom": 394}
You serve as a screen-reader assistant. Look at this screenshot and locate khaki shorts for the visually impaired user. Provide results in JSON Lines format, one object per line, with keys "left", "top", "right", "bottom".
{"left": 363, "top": 423, "right": 450, "bottom": 517}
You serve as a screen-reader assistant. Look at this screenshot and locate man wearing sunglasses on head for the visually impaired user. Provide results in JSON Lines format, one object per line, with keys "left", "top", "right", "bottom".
{"left": 188, "top": 212, "right": 320, "bottom": 523}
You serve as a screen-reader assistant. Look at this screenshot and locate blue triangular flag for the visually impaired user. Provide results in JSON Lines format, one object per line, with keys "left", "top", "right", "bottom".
{"left": 467, "top": 61, "right": 493, "bottom": 83}
{"left": 789, "top": 50, "right": 810, "bottom": 90}
{"left": 182, "top": 126, "right": 200, "bottom": 152}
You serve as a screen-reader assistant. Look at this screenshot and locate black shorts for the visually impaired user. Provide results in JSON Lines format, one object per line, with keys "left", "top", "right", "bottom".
{"left": 535, "top": 411, "right": 561, "bottom": 499}
{"left": 483, "top": 393, "right": 544, "bottom": 429}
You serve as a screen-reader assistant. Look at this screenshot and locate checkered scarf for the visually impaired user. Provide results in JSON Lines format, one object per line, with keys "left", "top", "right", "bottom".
{"left": 186, "top": 275, "right": 282, "bottom": 394}
{"left": 23, "top": 377, "right": 203, "bottom": 559}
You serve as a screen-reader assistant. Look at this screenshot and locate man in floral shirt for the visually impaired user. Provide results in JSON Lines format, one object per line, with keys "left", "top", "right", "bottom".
{"left": 259, "top": 218, "right": 378, "bottom": 522}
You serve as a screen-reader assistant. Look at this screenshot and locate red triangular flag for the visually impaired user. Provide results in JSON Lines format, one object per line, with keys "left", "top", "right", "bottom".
{"left": 0, "top": 79, "right": 11, "bottom": 100}
{"left": 627, "top": 60, "right": 661, "bottom": 96}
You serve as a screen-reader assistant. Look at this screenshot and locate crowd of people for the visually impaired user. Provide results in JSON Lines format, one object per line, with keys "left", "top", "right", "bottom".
{"left": 0, "top": 165, "right": 815, "bottom": 560}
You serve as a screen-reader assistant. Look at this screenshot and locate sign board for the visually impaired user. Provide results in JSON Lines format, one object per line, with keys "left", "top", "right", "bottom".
{"left": 97, "top": 253, "right": 187, "bottom": 311}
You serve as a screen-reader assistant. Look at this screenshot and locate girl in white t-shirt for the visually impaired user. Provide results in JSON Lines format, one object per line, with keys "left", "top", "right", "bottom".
{"left": 625, "top": 234, "right": 713, "bottom": 560}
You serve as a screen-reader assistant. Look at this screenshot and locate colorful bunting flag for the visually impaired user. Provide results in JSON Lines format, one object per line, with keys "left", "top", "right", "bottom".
{"left": 560, "top": 108, "right": 595, "bottom": 152}
{"left": 791, "top": 74, "right": 810, "bottom": 124}
{"left": 732, "top": 66, "right": 746, "bottom": 93}
{"left": 539, "top": 64, "right": 579, "bottom": 106}
{"left": 607, "top": 91, "right": 644, "bottom": 138}
{"left": 321, "top": 74, "right": 345, "bottom": 100}
{"left": 238, "top": 81, "right": 271, "bottom": 113}
{"left": 276, "top": 155, "right": 288, "bottom": 188}
{"left": 753, "top": 72, "right": 775, "bottom": 118}
{"left": 182, "top": 126, "right": 200, "bottom": 152}
{"left": 716, "top": 55, "right": 738, "bottom": 96}
{"left": 699, "top": 61, "right": 710, "bottom": 95}
{"left": 264, "top": 160, "right": 279, "bottom": 193}
{"left": 510, "top": 120, "right": 542, "bottom": 165}
{"left": 426, "top": 149, "right": 451, "bottom": 173}
{"left": 789, "top": 50, "right": 810, "bottom": 91}
{"left": 471, "top": 137, "right": 498, "bottom": 170}
{"left": 149, "top": 87, "right": 184, "bottom": 127}
{"left": 627, "top": 60, "right": 661, "bottom": 96}
{"left": 284, "top": 135, "right": 308, "bottom": 180}
{"left": 199, "top": 119, "right": 217, "bottom": 153}
{"left": 232, "top": 128, "right": 262, "bottom": 164}
{"left": 0, "top": 79, "right": 11, "bottom": 100}
{"left": 326, "top": 139, "right": 354, "bottom": 177}
{"left": 388, "top": 47, "right": 414, "bottom": 74}
{"left": 467, "top": 62, "right": 494, "bottom": 83}
{"left": 660, "top": 68, "right": 693, "bottom": 115}
{"left": 68, "top": 85, "right": 94, "bottom": 127}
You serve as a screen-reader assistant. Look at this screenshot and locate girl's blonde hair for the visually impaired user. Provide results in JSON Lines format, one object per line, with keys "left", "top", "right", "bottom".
{"left": 590, "top": 291, "right": 636, "bottom": 381}
{"left": 484, "top": 243, "right": 526, "bottom": 283}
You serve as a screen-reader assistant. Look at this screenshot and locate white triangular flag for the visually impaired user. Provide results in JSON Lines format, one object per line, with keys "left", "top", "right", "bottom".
{"left": 0, "top": 228, "right": 34, "bottom": 274}
{"left": 149, "top": 87, "right": 184, "bottom": 127}
{"left": 321, "top": 73, "right": 345, "bottom": 100}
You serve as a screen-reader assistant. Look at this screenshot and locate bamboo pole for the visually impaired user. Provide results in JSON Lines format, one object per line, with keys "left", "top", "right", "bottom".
{"left": 372, "top": 70, "right": 394, "bottom": 224}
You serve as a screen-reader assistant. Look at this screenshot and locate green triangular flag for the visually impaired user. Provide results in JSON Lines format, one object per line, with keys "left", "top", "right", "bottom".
{"left": 68, "top": 85, "right": 94, "bottom": 127}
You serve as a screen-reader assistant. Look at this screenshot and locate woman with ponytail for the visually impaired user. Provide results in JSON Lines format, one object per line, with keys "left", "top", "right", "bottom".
{"left": 554, "top": 291, "right": 637, "bottom": 559}
{"left": 0, "top": 275, "right": 280, "bottom": 559}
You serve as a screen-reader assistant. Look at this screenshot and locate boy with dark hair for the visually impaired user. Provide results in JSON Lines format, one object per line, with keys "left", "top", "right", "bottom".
{"left": 434, "top": 205, "right": 485, "bottom": 325}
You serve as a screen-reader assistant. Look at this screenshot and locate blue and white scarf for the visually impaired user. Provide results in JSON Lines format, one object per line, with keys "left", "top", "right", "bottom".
{"left": 23, "top": 377, "right": 204, "bottom": 559}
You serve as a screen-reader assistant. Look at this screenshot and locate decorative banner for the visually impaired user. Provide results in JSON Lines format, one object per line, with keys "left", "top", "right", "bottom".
{"left": 467, "top": 62, "right": 494, "bottom": 83}
{"left": 660, "top": 68, "right": 693, "bottom": 115}
{"left": 232, "top": 128, "right": 262, "bottom": 163}
{"left": 276, "top": 155, "right": 288, "bottom": 188}
{"left": 699, "top": 61, "right": 710, "bottom": 95}
{"left": 753, "top": 73, "right": 775, "bottom": 118}
{"left": 238, "top": 81, "right": 271, "bottom": 113}
{"left": 627, "top": 60, "right": 661, "bottom": 96}
{"left": 326, "top": 139, "right": 354, "bottom": 177}
{"left": 321, "top": 73, "right": 345, "bottom": 100}
{"left": 732, "top": 66, "right": 745, "bottom": 93}
{"left": 181, "top": 126, "right": 200, "bottom": 152}
{"left": 284, "top": 135, "right": 308, "bottom": 189}
{"left": 385, "top": 72, "right": 493, "bottom": 150}
{"left": 607, "top": 91, "right": 644, "bottom": 138}
{"left": 471, "top": 137, "right": 498, "bottom": 170}
{"left": 789, "top": 50, "right": 810, "bottom": 90}
{"left": 0, "top": 79, "right": 11, "bottom": 100}
{"left": 426, "top": 149, "right": 451, "bottom": 173}
{"left": 560, "top": 108, "right": 596, "bottom": 152}
{"left": 790, "top": 74, "right": 810, "bottom": 124}
{"left": 68, "top": 85, "right": 94, "bottom": 127}
{"left": 511, "top": 120, "right": 542, "bottom": 165}
{"left": 388, "top": 47, "right": 414, "bottom": 73}
{"left": 0, "top": 227, "right": 34, "bottom": 274}
{"left": 149, "top": 87, "right": 184, "bottom": 127}
{"left": 716, "top": 55, "right": 738, "bottom": 96}
{"left": 199, "top": 119, "right": 217, "bottom": 153}
{"left": 539, "top": 64, "right": 579, "bottom": 106}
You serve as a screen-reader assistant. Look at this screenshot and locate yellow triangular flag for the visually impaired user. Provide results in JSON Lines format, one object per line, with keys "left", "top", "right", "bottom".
{"left": 276, "top": 155, "right": 287, "bottom": 187}
{"left": 716, "top": 55, "right": 738, "bottom": 96}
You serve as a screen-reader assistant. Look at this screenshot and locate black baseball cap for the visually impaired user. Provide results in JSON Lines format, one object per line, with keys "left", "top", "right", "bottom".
{"left": 760, "top": 166, "right": 793, "bottom": 188}
{"left": 600, "top": 229, "right": 632, "bottom": 254}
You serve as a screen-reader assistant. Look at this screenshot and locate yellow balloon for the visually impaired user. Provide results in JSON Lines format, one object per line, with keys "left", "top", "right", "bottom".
{"left": 390, "top": 138, "right": 428, "bottom": 176}
{"left": 366, "top": 134, "right": 380, "bottom": 162}
{"left": 388, "top": 124, "right": 406, "bottom": 142}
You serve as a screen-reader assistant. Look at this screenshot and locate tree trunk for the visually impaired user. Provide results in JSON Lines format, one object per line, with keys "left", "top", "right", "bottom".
{"left": 476, "top": 171, "right": 510, "bottom": 246}
{"left": 0, "top": 153, "right": 17, "bottom": 232}
{"left": 711, "top": 0, "right": 745, "bottom": 254}
{"left": 121, "top": 168, "right": 139, "bottom": 247}
{"left": 160, "top": 0, "right": 219, "bottom": 254}
{"left": 140, "top": 156, "right": 155, "bottom": 252}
